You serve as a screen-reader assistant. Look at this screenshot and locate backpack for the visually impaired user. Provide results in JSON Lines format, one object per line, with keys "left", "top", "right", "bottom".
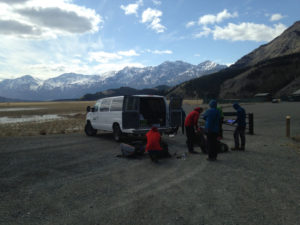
{"left": 217, "top": 141, "right": 229, "bottom": 153}
{"left": 195, "top": 129, "right": 228, "bottom": 154}
{"left": 118, "top": 141, "right": 146, "bottom": 158}
{"left": 120, "top": 143, "right": 136, "bottom": 157}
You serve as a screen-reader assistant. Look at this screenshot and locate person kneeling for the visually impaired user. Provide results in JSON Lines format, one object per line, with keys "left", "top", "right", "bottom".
{"left": 146, "top": 126, "right": 171, "bottom": 162}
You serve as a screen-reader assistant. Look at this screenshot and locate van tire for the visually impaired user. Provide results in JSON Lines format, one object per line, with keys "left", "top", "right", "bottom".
{"left": 85, "top": 121, "right": 97, "bottom": 136}
{"left": 113, "top": 124, "right": 122, "bottom": 142}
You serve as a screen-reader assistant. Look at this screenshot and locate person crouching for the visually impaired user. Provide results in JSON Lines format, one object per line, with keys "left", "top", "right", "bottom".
{"left": 146, "top": 126, "right": 171, "bottom": 162}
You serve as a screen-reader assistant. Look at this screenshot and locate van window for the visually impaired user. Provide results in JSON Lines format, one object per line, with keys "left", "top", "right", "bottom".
{"left": 100, "top": 99, "right": 111, "bottom": 112}
{"left": 94, "top": 102, "right": 100, "bottom": 112}
{"left": 110, "top": 97, "right": 123, "bottom": 111}
{"left": 124, "top": 97, "right": 138, "bottom": 111}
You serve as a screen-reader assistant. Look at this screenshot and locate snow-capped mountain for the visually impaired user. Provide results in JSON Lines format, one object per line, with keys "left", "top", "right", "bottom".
{"left": 0, "top": 60, "right": 226, "bottom": 101}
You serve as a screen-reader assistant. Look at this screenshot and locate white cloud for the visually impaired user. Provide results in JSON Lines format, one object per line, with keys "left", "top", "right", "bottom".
{"left": 0, "top": 34, "right": 103, "bottom": 79}
{"left": 147, "top": 49, "right": 173, "bottom": 54}
{"left": 89, "top": 50, "right": 139, "bottom": 63}
{"left": 120, "top": 0, "right": 143, "bottom": 16}
{"left": 0, "top": 0, "right": 102, "bottom": 39}
{"left": 141, "top": 8, "right": 166, "bottom": 33}
{"left": 212, "top": 22, "right": 287, "bottom": 42}
{"left": 194, "top": 26, "right": 212, "bottom": 38}
{"left": 121, "top": 4, "right": 139, "bottom": 15}
{"left": 92, "top": 62, "right": 144, "bottom": 74}
{"left": 27, "top": 61, "right": 145, "bottom": 79}
{"left": 118, "top": 50, "right": 139, "bottom": 56}
{"left": 0, "top": 0, "right": 30, "bottom": 3}
{"left": 152, "top": 0, "right": 161, "bottom": 5}
{"left": 270, "top": 13, "right": 284, "bottom": 21}
{"left": 88, "top": 51, "right": 122, "bottom": 63}
{"left": 186, "top": 21, "right": 196, "bottom": 28}
{"left": 198, "top": 9, "right": 238, "bottom": 25}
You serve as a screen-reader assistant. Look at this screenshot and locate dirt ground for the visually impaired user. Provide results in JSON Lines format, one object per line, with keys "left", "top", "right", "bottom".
{"left": 0, "top": 102, "right": 300, "bottom": 225}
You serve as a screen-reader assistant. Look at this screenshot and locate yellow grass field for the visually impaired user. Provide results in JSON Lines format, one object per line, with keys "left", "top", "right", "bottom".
{"left": 0, "top": 101, "right": 95, "bottom": 137}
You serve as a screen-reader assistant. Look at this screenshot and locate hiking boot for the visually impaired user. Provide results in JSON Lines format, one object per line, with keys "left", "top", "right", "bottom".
{"left": 207, "top": 157, "right": 217, "bottom": 161}
{"left": 189, "top": 150, "right": 199, "bottom": 154}
{"left": 239, "top": 146, "right": 245, "bottom": 151}
{"left": 231, "top": 147, "right": 239, "bottom": 151}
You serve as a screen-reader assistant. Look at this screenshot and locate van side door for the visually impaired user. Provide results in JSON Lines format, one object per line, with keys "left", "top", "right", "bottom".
{"left": 169, "top": 96, "right": 183, "bottom": 127}
{"left": 91, "top": 101, "right": 101, "bottom": 129}
{"left": 122, "top": 96, "right": 140, "bottom": 129}
{"left": 109, "top": 97, "right": 124, "bottom": 130}
{"left": 99, "top": 98, "right": 112, "bottom": 131}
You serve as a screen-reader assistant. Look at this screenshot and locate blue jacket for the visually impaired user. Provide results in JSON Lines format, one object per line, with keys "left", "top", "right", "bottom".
{"left": 203, "top": 100, "right": 220, "bottom": 134}
{"left": 233, "top": 103, "right": 246, "bottom": 128}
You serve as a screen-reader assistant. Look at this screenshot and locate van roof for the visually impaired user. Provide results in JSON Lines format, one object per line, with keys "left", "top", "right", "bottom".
{"left": 96, "top": 95, "right": 164, "bottom": 101}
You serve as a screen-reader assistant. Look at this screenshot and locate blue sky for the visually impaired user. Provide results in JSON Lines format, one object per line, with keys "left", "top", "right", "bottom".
{"left": 0, "top": 0, "right": 299, "bottom": 80}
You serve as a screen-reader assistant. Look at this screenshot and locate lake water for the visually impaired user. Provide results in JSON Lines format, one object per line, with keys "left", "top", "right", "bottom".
{"left": 0, "top": 107, "right": 45, "bottom": 112}
{"left": 0, "top": 114, "right": 63, "bottom": 124}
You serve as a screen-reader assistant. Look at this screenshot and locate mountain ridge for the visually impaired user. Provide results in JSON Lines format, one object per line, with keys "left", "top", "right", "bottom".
{"left": 0, "top": 60, "right": 226, "bottom": 101}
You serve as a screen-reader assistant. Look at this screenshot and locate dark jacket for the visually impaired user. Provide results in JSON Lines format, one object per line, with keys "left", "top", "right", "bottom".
{"left": 203, "top": 100, "right": 220, "bottom": 134}
{"left": 233, "top": 103, "right": 246, "bottom": 128}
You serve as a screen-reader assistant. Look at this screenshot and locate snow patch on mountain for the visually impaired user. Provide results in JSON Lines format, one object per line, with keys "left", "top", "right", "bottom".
{"left": 0, "top": 60, "right": 226, "bottom": 101}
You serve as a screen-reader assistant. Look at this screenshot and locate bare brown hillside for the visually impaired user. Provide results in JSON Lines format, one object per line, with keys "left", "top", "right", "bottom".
{"left": 219, "top": 53, "right": 300, "bottom": 98}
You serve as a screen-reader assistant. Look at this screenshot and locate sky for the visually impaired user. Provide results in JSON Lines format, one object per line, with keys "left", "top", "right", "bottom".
{"left": 0, "top": 0, "right": 299, "bottom": 80}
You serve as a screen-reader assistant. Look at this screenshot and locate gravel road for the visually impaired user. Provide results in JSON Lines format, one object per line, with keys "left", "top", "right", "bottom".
{"left": 0, "top": 102, "right": 300, "bottom": 225}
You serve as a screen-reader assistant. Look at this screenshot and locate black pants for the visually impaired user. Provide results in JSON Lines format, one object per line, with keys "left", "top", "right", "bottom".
{"left": 219, "top": 117, "right": 224, "bottom": 137}
{"left": 185, "top": 126, "right": 195, "bottom": 152}
{"left": 234, "top": 127, "right": 246, "bottom": 148}
{"left": 207, "top": 132, "right": 218, "bottom": 159}
{"left": 148, "top": 149, "right": 171, "bottom": 161}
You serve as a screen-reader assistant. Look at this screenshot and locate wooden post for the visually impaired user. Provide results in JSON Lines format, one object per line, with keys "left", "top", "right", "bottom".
{"left": 286, "top": 116, "right": 291, "bottom": 137}
{"left": 248, "top": 113, "right": 254, "bottom": 135}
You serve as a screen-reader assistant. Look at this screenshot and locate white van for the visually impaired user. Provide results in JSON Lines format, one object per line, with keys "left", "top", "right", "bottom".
{"left": 85, "top": 95, "right": 182, "bottom": 141}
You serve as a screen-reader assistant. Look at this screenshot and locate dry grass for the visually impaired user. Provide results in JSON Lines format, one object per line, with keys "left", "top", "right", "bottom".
{"left": 183, "top": 99, "right": 204, "bottom": 106}
{"left": 0, "top": 101, "right": 95, "bottom": 137}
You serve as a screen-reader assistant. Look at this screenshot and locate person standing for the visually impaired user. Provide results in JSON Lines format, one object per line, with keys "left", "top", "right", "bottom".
{"left": 217, "top": 106, "right": 224, "bottom": 139}
{"left": 181, "top": 108, "right": 186, "bottom": 134}
{"left": 203, "top": 100, "right": 220, "bottom": 161}
{"left": 184, "top": 107, "right": 203, "bottom": 153}
{"left": 231, "top": 103, "right": 246, "bottom": 151}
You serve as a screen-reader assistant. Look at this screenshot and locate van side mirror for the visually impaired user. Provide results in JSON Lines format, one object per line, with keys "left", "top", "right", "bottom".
{"left": 86, "top": 106, "right": 91, "bottom": 112}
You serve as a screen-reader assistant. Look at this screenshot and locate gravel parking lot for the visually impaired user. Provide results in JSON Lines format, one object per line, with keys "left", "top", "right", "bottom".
{"left": 0, "top": 102, "right": 300, "bottom": 225}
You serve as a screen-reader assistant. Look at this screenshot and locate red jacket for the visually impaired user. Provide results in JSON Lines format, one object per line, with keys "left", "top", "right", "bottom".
{"left": 145, "top": 127, "right": 162, "bottom": 151}
{"left": 184, "top": 108, "right": 201, "bottom": 127}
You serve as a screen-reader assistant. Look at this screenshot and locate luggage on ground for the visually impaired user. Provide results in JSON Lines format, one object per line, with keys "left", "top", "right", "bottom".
{"left": 119, "top": 141, "right": 146, "bottom": 158}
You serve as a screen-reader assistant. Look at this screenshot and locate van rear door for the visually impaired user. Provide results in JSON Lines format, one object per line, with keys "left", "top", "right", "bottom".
{"left": 122, "top": 96, "right": 140, "bottom": 129}
{"left": 169, "top": 96, "right": 183, "bottom": 127}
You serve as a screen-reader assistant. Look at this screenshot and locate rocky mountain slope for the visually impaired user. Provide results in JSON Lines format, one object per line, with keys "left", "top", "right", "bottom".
{"left": 168, "top": 21, "right": 300, "bottom": 99}
{"left": 80, "top": 86, "right": 170, "bottom": 101}
{"left": 0, "top": 60, "right": 226, "bottom": 101}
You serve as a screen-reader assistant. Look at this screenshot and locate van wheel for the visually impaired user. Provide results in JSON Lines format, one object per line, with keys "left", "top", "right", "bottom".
{"left": 113, "top": 124, "right": 122, "bottom": 142}
{"left": 85, "top": 121, "right": 97, "bottom": 136}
